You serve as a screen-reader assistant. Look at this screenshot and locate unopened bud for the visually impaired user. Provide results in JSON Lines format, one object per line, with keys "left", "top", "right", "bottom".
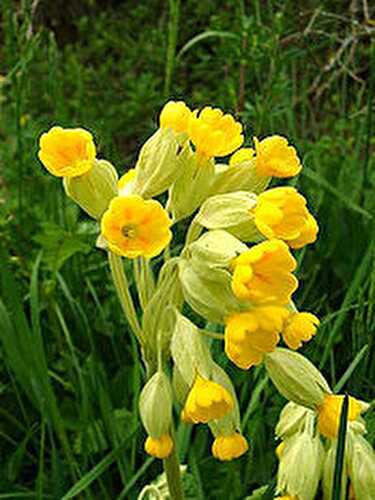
{"left": 347, "top": 432, "right": 375, "bottom": 500}
{"left": 275, "top": 401, "right": 312, "bottom": 440}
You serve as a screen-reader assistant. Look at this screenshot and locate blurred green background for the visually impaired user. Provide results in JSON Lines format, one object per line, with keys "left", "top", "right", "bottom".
{"left": 0, "top": 0, "right": 374, "bottom": 498}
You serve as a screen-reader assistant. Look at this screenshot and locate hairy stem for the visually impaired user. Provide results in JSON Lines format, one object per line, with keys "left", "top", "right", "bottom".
{"left": 163, "top": 436, "right": 185, "bottom": 500}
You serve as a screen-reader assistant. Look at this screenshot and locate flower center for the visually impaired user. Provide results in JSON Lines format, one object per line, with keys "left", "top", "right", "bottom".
{"left": 121, "top": 224, "right": 137, "bottom": 239}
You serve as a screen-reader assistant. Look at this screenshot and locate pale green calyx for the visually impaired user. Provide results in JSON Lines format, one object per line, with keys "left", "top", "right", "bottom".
{"left": 264, "top": 348, "right": 332, "bottom": 409}
{"left": 347, "top": 431, "right": 375, "bottom": 500}
{"left": 139, "top": 371, "right": 173, "bottom": 439}
{"left": 275, "top": 401, "right": 312, "bottom": 440}
{"left": 63, "top": 159, "right": 118, "bottom": 219}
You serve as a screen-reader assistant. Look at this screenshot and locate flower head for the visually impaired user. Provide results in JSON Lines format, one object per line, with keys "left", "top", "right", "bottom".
{"left": 159, "top": 100, "right": 191, "bottom": 134}
{"left": 288, "top": 213, "right": 319, "bottom": 249}
{"left": 282, "top": 312, "right": 320, "bottom": 350}
{"left": 101, "top": 195, "right": 172, "bottom": 258}
{"left": 254, "top": 135, "right": 302, "bottom": 178}
{"left": 38, "top": 126, "right": 96, "bottom": 177}
{"left": 188, "top": 106, "right": 243, "bottom": 159}
{"left": 212, "top": 433, "right": 249, "bottom": 461}
{"left": 229, "top": 147, "right": 255, "bottom": 166}
{"left": 183, "top": 374, "right": 233, "bottom": 423}
{"left": 317, "top": 394, "right": 362, "bottom": 438}
{"left": 118, "top": 169, "right": 136, "bottom": 195}
{"left": 225, "top": 306, "right": 289, "bottom": 369}
{"left": 144, "top": 434, "right": 173, "bottom": 459}
{"left": 231, "top": 240, "right": 298, "bottom": 305}
{"left": 254, "top": 187, "right": 313, "bottom": 244}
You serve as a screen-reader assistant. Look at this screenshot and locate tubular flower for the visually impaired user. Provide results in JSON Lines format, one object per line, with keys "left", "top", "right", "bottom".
{"left": 225, "top": 307, "right": 289, "bottom": 369}
{"left": 38, "top": 126, "right": 96, "bottom": 177}
{"left": 253, "top": 187, "right": 312, "bottom": 244}
{"left": 317, "top": 394, "right": 362, "bottom": 439}
{"left": 231, "top": 239, "right": 298, "bottom": 305}
{"left": 254, "top": 135, "right": 302, "bottom": 178}
{"left": 188, "top": 106, "right": 244, "bottom": 160}
{"left": 101, "top": 195, "right": 172, "bottom": 258}
{"left": 229, "top": 147, "right": 255, "bottom": 166}
{"left": 212, "top": 433, "right": 249, "bottom": 461}
{"left": 159, "top": 100, "right": 192, "bottom": 134}
{"left": 183, "top": 374, "right": 233, "bottom": 423}
{"left": 144, "top": 434, "right": 173, "bottom": 459}
{"left": 288, "top": 213, "right": 319, "bottom": 249}
{"left": 282, "top": 312, "right": 320, "bottom": 350}
{"left": 118, "top": 169, "right": 136, "bottom": 195}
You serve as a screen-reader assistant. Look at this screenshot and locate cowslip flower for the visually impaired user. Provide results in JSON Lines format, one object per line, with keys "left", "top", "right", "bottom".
{"left": 225, "top": 306, "right": 289, "bottom": 369}
{"left": 253, "top": 187, "right": 316, "bottom": 246}
{"left": 231, "top": 239, "right": 298, "bottom": 304}
{"left": 188, "top": 106, "right": 243, "bottom": 160}
{"left": 254, "top": 135, "right": 302, "bottom": 178}
{"left": 288, "top": 213, "right": 319, "bottom": 249}
{"left": 182, "top": 374, "right": 233, "bottom": 423}
{"left": 229, "top": 147, "right": 255, "bottom": 166}
{"left": 212, "top": 433, "right": 249, "bottom": 461}
{"left": 118, "top": 168, "right": 136, "bottom": 195}
{"left": 101, "top": 195, "right": 172, "bottom": 258}
{"left": 144, "top": 434, "right": 174, "bottom": 459}
{"left": 159, "top": 100, "right": 191, "bottom": 134}
{"left": 317, "top": 394, "right": 362, "bottom": 439}
{"left": 282, "top": 312, "right": 320, "bottom": 350}
{"left": 38, "top": 126, "right": 96, "bottom": 177}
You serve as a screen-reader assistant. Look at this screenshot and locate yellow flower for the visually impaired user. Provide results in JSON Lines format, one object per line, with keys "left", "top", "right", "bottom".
{"left": 231, "top": 240, "right": 298, "bottom": 305}
{"left": 118, "top": 169, "right": 136, "bottom": 195}
{"left": 275, "top": 497, "right": 298, "bottom": 500}
{"left": 38, "top": 126, "right": 96, "bottom": 177}
{"left": 183, "top": 374, "right": 233, "bottom": 423}
{"left": 101, "top": 195, "right": 172, "bottom": 259}
{"left": 188, "top": 106, "right": 243, "bottom": 159}
{"left": 288, "top": 213, "right": 319, "bottom": 249}
{"left": 317, "top": 394, "right": 362, "bottom": 439}
{"left": 229, "top": 147, "right": 255, "bottom": 166}
{"left": 159, "top": 100, "right": 191, "bottom": 134}
{"left": 254, "top": 187, "right": 312, "bottom": 244}
{"left": 276, "top": 441, "right": 285, "bottom": 459}
{"left": 282, "top": 312, "right": 320, "bottom": 350}
{"left": 225, "top": 306, "right": 289, "bottom": 369}
{"left": 212, "top": 433, "right": 249, "bottom": 461}
{"left": 254, "top": 135, "right": 302, "bottom": 178}
{"left": 144, "top": 434, "right": 173, "bottom": 459}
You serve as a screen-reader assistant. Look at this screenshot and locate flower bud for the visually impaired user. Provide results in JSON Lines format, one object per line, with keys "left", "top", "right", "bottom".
{"left": 211, "top": 433, "right": 249, "bottom": 461}
{"left": 210, "top": 158, "right": 269, "bottom": 196}
{"left": 347, "top": 432, "right": 375, "bottom": 499}
{"left": 144, "top": 434, "right": 174, "bottom": 459}
{"left": 195, "top": 192, "right": 259, "bottom": 241}
{"left": 63, "top": 159, "right": 118, "bottom": 219}
{"left": 277, "top": 425, "right": 324, "bottom": 500}
{"left": 133, "top": 128, "right": 188, "bottom": 199}
{"left": 139, "top": 371, "right": 173, "bottom": 439}
{"left": 264, "top": 348, "right": 332, "bottom": 409}
{"left": 275, "top": 401, "right": 312, "bottom": 440}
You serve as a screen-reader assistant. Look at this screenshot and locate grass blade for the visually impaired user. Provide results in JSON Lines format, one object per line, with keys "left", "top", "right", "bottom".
{"left": 332, "top": 394, "right": 349, "bottom": 500}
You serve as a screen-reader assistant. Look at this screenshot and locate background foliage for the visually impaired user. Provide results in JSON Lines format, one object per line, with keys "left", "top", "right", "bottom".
{"left": 0, "top": 0, "right": 374, "bottom": 498}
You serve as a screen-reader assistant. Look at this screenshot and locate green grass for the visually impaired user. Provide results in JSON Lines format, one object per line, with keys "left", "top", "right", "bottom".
{"left": 0, "top": 0, "right": 374, "bottom": 498}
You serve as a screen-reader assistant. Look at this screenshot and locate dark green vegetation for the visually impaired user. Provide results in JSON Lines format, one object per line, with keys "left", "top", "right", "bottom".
{"left": 0, "top": 1, "right": 374, "bottom": 498}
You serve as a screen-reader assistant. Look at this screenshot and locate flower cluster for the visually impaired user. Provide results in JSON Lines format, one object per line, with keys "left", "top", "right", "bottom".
{"left": 38, "top": 100, "right": 373, "bottom": 498}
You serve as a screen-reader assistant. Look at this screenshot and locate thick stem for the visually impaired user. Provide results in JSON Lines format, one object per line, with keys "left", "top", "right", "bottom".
{"left": 163, "top": 438, "right": 185, "bottom": 500}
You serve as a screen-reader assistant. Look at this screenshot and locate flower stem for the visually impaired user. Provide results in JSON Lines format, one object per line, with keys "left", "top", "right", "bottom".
{"left": 108, "top": 251, "right": 144, "bottom": 343}
{"left": 163, "top": 437, "right": 185, "bottom": 500}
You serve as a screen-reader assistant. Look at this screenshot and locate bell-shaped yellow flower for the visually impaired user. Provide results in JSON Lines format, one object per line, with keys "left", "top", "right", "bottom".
{"left": 254, "top": 135, "right": 301, "bottom": 178}
{"left": 229, "top": 147, "right": 255, "bottom": 166}
{"left": 144, "top": 434, "right": 173, "bottom": 459}
{"left": 288, "top": 213, "right": 319, "bottom": 249}
{"left": 117, "top": 169, "right": 136, "bottom": 195}
{"left": 225, "top": 306, "right": 289, "bottom": 369}
{"left": 38, "top": 126, "right": 96, "bottom": 177}
{"left": 188, "top": 106, "right": 243, "bottom": 160}
{"left": 101, "top": 195, "right": 172, "bottom": 259}
{"left": 317, "top": 394, "right": 362, "bottom": 439}
{"left": 282, "top": 312, "right": 320, "bottom": 350}
{"left": 183, "top": 374, "right": 233, "bottom": 423}
{"left": 254, "top": 187, "right": 315, "bottom": 245}
{"left": 212, "top": 433, "right": 249, "bottom": 461}
{"left": 231, "top": 239, "right": 298, "bottom": 305}
{"left": 159, "top": 100, "right": 191, "bottom": 134}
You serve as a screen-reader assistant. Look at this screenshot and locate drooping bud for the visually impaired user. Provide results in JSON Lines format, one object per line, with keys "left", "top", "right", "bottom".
{"left": 264, "top": 348, "right": 332, "bottom": 409}
{"left": 275, "top": 401, "right": 312, "bottom": 440}
{"left": 211, "top": 433, "right": 249, "bottom": 461}
{"left": 63, "top": 159, "right": 118, "bottom": 219}
{"left": 347, "top": 432, "right": 375, "bottom": 500}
